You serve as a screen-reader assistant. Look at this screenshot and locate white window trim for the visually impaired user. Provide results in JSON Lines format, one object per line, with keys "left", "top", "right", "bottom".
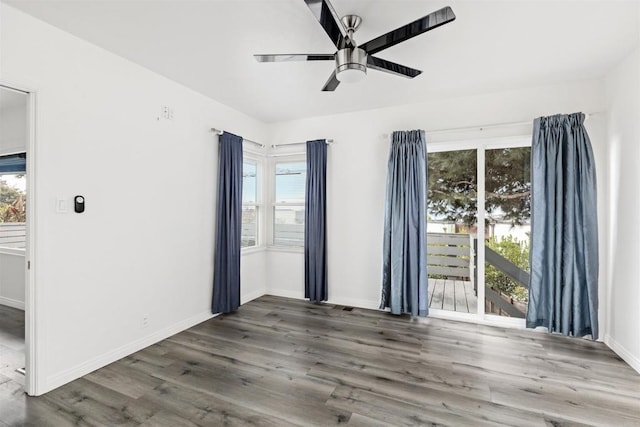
{"left": 241, "top": 153, "right": 265, "bottom": 252}
{"left": 268, "top": 154, "right": 306, "bottom": 252}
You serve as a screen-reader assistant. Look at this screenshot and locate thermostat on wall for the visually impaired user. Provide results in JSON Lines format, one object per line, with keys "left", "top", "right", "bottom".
{"left": 74, "top": 195, "right": 85, "bottom": 213}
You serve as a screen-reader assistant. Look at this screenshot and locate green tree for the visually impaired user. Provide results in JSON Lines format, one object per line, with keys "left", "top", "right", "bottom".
{"left": 485, "top": 235, "right": 529, "bottom": 302}
{"left": 428, "top": 148, "right": 531, "bottom": 226}
{"left": 0, "top": 178, "right": 26, "bottom": 222}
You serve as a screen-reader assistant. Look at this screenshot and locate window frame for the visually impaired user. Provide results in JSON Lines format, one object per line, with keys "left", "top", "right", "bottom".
{"left": 269, "top": 154, "right": 306, "bottom": 251}
{"left": 0, "top": 169, "right": 27, "bottom": 249}
{"left": 241, "top": 153, "right": 263, "bottom": 252}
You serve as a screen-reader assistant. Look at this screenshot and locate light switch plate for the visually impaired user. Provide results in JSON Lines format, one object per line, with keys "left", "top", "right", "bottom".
{"left": 56, "top": 198, "right": 68, "bottom": 213}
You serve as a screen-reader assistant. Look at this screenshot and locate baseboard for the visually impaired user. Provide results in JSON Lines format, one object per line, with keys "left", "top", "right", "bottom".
{"left": 265, "top": 290, "right": 380, "bottom": 311}
{"left": 326, "top": 296, "right": 380, "bottom": 310}
{"left": 42, "top": 310, "right": 217, "bottom": 395}
{"left": 0, "top": 296, "right": 24, "bottom": 310}
{"left": 605, "top": 334, "right": 640, "bottom": 374}
{"left": 266, "top": 288, "right": 305, "bottom": 300}
{"left": 241, "top": 288, "right": 266, "bottom": 305}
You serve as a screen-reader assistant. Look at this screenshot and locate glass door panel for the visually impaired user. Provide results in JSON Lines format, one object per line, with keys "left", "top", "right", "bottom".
{"left": 427, "top": 149, "right": 478, "bottom": 314}
{"left": 484, "top": 147, "right": 531, "bottom": 318}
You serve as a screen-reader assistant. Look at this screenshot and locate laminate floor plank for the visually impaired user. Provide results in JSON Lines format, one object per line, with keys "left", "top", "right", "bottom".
{"left": 0, "top": 305, "right": 24, "bottom": 395}
{"left": 84, "top": 361, "right": 165, "bottom": 399}
{"left": 2, "top": 295, "right": 639, "bottom": 426}
{"left": 307, "top": 361, "right": 497, "bottom": 408}
{"left": 137, "top": 382, "right": 298, "bottom": 427}
{"left": 40, "top": 377, "right": 159, "bottom": 425}
{"left": 155, "top": 361, "right": 351, "bottom": 426}
{"left": 138, "top": 410, "right": 200, "bottom": 427}
{"left": 265, "top": 311, "right": 424, "bottom": 355}
{"left": 327, "top": 385, "right": 497, "bottom": 427}
{"left": 161, "top": 336, "right": 322, "bottom": 388}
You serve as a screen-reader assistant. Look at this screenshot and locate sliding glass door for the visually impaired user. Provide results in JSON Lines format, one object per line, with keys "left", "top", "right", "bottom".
{"left": 427, "top": 149, "right": 478, "bottom": 315}
{"left": 427, "top": 138, "right": 530, "bottom": 325}
{"left": 484, "top": 147, "right": 531, "bottom": 319}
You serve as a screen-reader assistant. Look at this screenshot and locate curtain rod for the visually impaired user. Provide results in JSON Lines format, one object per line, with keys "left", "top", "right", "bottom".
{"left": 382, "top": 112, "right": 601, "bottom": 139}
{"left": 210, "top": 128, "right": 265, "bottom": 148}
{"left": 272, "top": 139, "right": 334, "bottom": 149}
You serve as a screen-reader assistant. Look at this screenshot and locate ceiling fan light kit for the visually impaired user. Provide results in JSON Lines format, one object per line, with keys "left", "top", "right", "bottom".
{"left": 254, "top": 0, "right": 456, "bottom": 91}
{"left": 335, "top": 47, "right": 367, "bottom": 83}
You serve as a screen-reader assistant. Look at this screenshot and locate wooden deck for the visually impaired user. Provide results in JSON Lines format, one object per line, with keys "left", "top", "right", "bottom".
{"left": 428, "top": 278, "right": 477, "bottom": 314}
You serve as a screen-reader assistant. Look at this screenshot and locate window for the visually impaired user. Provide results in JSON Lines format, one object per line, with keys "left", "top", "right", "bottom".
{"left": 0, "top": 154, "right": 27, "bottom": 248}
{"left": 273, "top": 160, "right": 306, "bottom": 247}
{"left": 241, "top": 159, "right": 259, "bottom": 248}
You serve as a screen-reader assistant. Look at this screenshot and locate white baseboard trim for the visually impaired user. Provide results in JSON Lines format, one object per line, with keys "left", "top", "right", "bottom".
{"left": 0, "top": 296, "right": 25, "bottom": 310}
{"left": 266, "top": 288, "right": 305, "bottom": 300}
{"left": 42, "top": 310, "right": 217, "bottom": 395}
{"left": 265, "top": 290, "right": 380, "bottom": 311}
{"left": 604, "top": 334, "right": 640, "bottom": 374}
{"left": 241, "top": 288, "right": 266, "bottom": 305}
{"left": 326, "top": 296, "right": 380, "bottom": 310}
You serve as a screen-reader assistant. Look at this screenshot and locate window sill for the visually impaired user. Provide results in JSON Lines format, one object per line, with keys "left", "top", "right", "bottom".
{"left": 241, "top": 246, "right": 266, "bottom": 255}
{"left": 267, "top": 246, "right": 304, "bottom": 254}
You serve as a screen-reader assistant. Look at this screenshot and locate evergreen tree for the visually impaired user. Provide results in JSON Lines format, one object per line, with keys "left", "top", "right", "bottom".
{"left": 428, "top": 148, "right": 531, "bottom": 226}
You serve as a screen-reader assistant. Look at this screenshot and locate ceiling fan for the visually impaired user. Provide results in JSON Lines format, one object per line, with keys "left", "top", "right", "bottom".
{"left": 254, "top": 0, "right": 456, "bottom": 91}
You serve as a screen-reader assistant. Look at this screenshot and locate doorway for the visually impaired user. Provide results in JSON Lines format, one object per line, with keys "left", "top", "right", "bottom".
{"left": 426, "top": 136, "right": 531, "bottom": 327}
{"left": 0, "top": 83, "right": 34, "bottom": 394}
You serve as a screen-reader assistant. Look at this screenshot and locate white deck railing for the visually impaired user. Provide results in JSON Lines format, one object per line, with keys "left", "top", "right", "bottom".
{"left": 0, "top": 223, "right": 26, "bottom": 249}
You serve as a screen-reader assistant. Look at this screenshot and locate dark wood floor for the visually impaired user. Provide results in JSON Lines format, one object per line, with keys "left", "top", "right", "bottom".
{"left": 1, "top": 295, "right": 639, "bottom": 426}
{"left": 0, "top": 304, "right": 24, "bottom": 392}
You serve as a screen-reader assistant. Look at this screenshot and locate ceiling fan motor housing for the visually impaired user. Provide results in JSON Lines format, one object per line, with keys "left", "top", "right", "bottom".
{"left": 335, "top": 47, "right": 367, "bottom": 81}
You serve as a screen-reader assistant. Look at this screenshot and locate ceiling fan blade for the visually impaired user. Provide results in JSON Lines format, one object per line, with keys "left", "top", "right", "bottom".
{"left": 367, "top": 56, "right": 422, "bottom": 78}
{"left": 360, "top": 6, "right": 456, "bottom": 55}
{"left": 321, "top": 70, "right": 340, "bottom": 91}
{"left": 254, "top": 54, "right": 335, "bottom": 62}
{"left": 303, "top": 0, "right": 347, "bottom": 48}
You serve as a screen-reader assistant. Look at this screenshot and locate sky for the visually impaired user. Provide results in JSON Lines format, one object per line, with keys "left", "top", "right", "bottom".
{"left": 243, "top": 161, "right": 306, "bottom": 204}
{"left": 0, "top": 174, "right": 26, "bottom": 192}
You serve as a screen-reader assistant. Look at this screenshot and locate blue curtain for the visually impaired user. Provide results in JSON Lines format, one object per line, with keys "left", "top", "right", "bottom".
{"left": 380, "top": 130, "right": 428, "bottom": 316}
{"left": 0, "top": 154, "right": 26, "bottom": 173}
{"left": 212, "top": 132, "right": 243, "bottom": 313}
{"left": 305, "top": 140, "right": 328, "bottom": 302}
{"left": 527, "top": 113, "right": 599, "bottom": 339}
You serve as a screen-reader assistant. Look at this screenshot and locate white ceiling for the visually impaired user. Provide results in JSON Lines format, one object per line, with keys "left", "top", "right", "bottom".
{"left": 5, "top": 0, "right": 639, "bottom": 122}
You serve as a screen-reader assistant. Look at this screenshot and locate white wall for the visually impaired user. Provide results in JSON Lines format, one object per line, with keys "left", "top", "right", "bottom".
{"left": 0, "top": 102, "right": 27, "bottom": 155}
{"left": 0, "top": 249, "right": 25, "bottom": 309}
{"left": 0, "top": 90, "right": 27, "bottom": 309}
{"left": 1, "top": 4, "right": 267, "bottom": 394}
{"left": 604, "top": 47, "right": 640, "bottom": 373}
{"left": 267, "top": 80, "right": 608, "bottom": 331}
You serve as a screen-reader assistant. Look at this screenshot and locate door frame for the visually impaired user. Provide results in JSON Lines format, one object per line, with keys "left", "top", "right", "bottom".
{"left": 427, "top": 134, "right": 531, "bottom": 329}
{"left": 0, "top": 81, "right": 38, "bottom": 395}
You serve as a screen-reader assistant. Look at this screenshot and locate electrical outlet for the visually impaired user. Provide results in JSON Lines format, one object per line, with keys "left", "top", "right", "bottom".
{"left": 160, "top": 105, "right": 174, "bottom": 120}
{"left": 141, "top": 314, "right": 149, "bottom": 328}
